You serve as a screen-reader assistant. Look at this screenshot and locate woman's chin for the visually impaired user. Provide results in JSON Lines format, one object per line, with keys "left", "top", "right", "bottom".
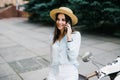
{"left": 58, "top": 27, "right": 63, "bottom": 30}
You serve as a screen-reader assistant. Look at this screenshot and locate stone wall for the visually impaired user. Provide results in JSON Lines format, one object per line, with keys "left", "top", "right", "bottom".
{"left": 0, "top": 6, "right": 18, "bottom": 19}
{"left": 0, "top": 5, "right": 29, "bottom": 19}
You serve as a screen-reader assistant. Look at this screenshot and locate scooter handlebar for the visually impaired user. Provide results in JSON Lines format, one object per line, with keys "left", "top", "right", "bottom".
{"left": 86, "top": 71, "right": 98, "bottom": 79}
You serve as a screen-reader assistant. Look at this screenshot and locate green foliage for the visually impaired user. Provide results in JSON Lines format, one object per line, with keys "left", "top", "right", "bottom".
{"left": 71, "top": 0, "right": 120, "bottom": 36}
{"left": 24, "top": 0, "right": 71, "bottom": 24}
{"left": 24, "top": 0, "right": 120, "bottom": 36}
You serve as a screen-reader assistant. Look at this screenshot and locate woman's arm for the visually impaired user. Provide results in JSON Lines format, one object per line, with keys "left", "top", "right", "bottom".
{"left": 67, "top": 31, "right": 81, "bottom": 65}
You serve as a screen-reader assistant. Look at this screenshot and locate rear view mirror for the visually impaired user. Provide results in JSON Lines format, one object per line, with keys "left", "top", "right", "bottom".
{"left": 82, "top": 52, "right": 92, "bottom": 62}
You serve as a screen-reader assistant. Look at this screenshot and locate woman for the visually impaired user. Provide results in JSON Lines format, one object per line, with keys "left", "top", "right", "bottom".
{"left": 47, "top": 7, "right": 81, "bottom": 80}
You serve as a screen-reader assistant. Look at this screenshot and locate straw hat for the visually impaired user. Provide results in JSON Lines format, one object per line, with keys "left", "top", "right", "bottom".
{"left": 50, "top": 7, "right": 78, "bottom": 25}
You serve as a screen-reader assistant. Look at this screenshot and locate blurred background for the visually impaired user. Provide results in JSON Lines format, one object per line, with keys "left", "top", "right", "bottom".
{"left": 0, "top": 0, "right": 120, "bottom": 37}
{"left": 0, "top": 1, "right": 120, "bottom": 80}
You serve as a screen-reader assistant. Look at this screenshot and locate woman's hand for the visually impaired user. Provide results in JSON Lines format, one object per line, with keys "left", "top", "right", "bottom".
{"left": 65, "top": 23, "right": 72, "bottom": 41}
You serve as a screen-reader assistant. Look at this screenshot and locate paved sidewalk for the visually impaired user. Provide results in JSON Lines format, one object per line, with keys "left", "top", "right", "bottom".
{"left": 0, "top": 18, "right": 120, "bottom": 80}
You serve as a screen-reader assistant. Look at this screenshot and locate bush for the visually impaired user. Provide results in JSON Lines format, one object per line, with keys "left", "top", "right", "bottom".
{"left": 24, "top": 0, "right": 120, "bottom": 36}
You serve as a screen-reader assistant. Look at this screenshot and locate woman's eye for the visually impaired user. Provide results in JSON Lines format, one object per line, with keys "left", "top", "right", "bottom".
{"left": 62, "top": 19, "right": 66, "bottom": 21}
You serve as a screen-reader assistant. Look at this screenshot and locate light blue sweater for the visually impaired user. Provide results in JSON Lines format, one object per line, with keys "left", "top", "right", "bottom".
{"left": 49, "top": 31, "right": 81, "bottom": 75}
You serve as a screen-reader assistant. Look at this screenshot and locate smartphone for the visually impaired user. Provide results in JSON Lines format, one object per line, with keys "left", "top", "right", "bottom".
{"left": 65, "top": 21, "right": 71, "bottom": 32}
{"left": 67, "top": 21, "right": 71, "bottom": 24}
{"left": 65, "top": 27, "right": 67, "bottom": 32}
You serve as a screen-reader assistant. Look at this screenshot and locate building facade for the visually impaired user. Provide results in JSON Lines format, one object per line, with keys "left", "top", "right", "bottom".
{"left": 0, "top": 0, "right": 28, "bottom": 7}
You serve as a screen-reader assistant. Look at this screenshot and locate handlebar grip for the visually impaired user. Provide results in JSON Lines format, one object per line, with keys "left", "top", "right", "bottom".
{"left": 86, "top": 71, "right": 98, "bottom": 79}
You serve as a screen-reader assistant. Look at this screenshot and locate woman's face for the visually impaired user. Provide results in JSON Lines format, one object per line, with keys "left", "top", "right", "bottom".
{"left": 56, "top": 13, "right": 66, "bottom": 31}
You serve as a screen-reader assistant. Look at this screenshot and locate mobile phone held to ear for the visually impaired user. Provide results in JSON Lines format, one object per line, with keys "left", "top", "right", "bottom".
{"left": 67, "top": 21, "right": 71, "bottom": 25}
{"left": 65, "top": 27, "right": 67, "bottom": 32}
{"left": 65, "top": 21, "right": 71, "bottom": 32}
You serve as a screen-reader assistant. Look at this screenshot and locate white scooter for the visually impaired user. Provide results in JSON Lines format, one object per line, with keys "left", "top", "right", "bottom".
{"left": 78, "top": 52, "right": 120, "bottom": 80}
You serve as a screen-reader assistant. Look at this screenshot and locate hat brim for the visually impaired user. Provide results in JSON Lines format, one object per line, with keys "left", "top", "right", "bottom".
{"left": 50, "top": 9, "right": 78, "bottom": 26}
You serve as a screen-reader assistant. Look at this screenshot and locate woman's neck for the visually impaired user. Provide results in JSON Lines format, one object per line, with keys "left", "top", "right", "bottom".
{"left": 58, "top": 29, "right": 65, "bottom": 41}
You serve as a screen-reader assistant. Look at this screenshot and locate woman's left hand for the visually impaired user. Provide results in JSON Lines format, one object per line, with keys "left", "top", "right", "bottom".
{"left": 66, "top": 23, "right": 72, "bottom": 41}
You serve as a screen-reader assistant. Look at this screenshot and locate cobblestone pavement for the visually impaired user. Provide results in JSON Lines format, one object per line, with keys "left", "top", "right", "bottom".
{"left": 0, "top": 18, "right": 120, "bottom": 80}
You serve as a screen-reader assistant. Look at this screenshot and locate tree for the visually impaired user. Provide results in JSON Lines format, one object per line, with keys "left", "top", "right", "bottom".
{"left": 24, "top": 0, "right": 120, "bottom": 36}
{"left": 71, "top": 0, "right": 120, "bottom": 36}
{"left": 24, "top": 0, "right": 70, "bottom": 24}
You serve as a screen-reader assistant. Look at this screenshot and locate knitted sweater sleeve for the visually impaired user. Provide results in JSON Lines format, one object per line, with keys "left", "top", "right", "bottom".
{"left": 67, "top": 31, "right": 81, "bottom": 66}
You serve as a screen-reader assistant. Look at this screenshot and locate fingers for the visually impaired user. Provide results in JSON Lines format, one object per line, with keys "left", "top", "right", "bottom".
{"left": 65, "top": 23, "right": 71, "bottom": 28}
{"left": 65, "top": 22, "right": 70, "bottom": 26}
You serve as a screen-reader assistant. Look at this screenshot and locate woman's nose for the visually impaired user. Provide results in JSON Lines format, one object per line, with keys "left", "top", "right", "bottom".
{"left": 58, "top": 20, "right": 62, "bottom": 24}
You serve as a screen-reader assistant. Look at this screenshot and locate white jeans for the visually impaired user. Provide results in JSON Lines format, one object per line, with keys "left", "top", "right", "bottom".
{"left": 47, "top": 64, "right": 78, "bottom": 80}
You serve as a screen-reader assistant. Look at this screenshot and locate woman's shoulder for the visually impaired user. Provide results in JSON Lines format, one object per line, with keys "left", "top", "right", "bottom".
{"left": 72, "top": 31, "right": 81, "bottom": 39}
{"left": 72, "top": 31, "right": 80, "bottom": 35}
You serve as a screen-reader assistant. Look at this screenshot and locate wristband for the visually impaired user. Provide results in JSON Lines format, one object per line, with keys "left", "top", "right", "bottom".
{"left": 67, "top": 39, "right": 73, "bottom": 42}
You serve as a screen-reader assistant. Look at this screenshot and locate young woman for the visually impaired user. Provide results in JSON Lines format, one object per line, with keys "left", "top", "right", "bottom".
{"left": 47, "top": 7, "right": 81, "bottom": 80}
